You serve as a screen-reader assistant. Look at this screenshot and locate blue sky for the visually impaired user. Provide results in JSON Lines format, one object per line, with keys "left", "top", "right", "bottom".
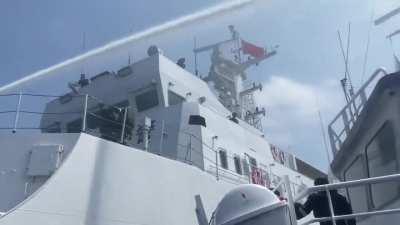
{"left": 1, "top": 0, "right": 400, "bottom": 171}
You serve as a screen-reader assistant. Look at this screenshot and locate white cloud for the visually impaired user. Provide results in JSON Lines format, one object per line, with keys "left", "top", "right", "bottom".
{"left": 255, "top": 76, "right": 342, "bottom": 120}
{"left": 254, "top": 76, "right": 344, "bottom": 170}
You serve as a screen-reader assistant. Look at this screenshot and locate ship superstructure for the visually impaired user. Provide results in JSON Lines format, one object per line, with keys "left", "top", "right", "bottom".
{"left": 0, "top": 27, "right": 322, "bottom": 225}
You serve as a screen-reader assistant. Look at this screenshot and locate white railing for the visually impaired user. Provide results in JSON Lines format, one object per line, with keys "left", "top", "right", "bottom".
{"left": 291, "top": 173, "right": 400, "bottom": 225}
{"left": 328, "top": 68, "right": 388, "bottom": 156}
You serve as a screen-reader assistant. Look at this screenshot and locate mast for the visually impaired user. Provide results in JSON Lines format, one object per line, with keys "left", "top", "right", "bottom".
{"left": 193, "top": 25, "right": 276, "bottom": 131}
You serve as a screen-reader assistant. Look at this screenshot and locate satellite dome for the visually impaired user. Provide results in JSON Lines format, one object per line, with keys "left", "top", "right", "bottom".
{"left": 212, "top": 184, "right": 290, "bottom": 225}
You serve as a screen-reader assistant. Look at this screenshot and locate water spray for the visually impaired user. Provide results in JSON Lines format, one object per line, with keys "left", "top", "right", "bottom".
{"left": 0, "top": 0, "right": 255, "bottom": 93}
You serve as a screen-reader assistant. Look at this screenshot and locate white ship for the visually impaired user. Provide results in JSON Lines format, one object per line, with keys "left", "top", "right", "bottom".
{"left": 0, "top": 26, "right": 324, "bottom": 225}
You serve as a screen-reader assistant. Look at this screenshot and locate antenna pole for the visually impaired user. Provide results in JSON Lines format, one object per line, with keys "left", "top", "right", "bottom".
{"left": 194, "top": 37, "right": 199, "bottom": 76}
{"left": 315, "top": 97, "right": 334, "bottom": 182}
{"left": 337, "top": 31, "right": 347, "bottom": 79}
{"left": 81, "top": 32, "right": 86, "bottom": 75}
{"left": 128, "top": 29, "right": 133, "bottom": 65}
{"left": 345, "top": 23, "right": 354, "bottom": 95}
{"left": 337, "top": 28, "right": 354, "bottom": 103}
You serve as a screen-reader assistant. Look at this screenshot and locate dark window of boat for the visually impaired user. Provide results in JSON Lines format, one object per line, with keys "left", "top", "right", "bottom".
{"left": 90, "top": 71, "right": 111, "bottom": 81}
{"left": 365, "top": 122, "right": 399, "bottom": 209}
{"left": 343, "top": 155, "right": 368, "bottom": 213}
{"left": 242, "top": 158, "right": 250, "bottom": 176}
{"left": 135, "top": 89, "right": 159, "bottom": 112}
{"left": 168, "top": 91, "right": 185, "bottom": 106}
{"left": 219, "top": 149, "right": 228, "bottom": 169}
{"left": 66, "top": 118, "right": 82, "bottom": 133}
{"left": 234, "top": 155, "right": 242, "bottom": 175}
{"left": 188, "top": 115, "right": 206, "bottom": 127}
{"left": 249, "top": 156, "right": 257, "bottom": 171}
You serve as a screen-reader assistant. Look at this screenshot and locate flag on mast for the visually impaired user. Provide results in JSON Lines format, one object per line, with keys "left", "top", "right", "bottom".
{"left": 241, "top": 40, "right": 265, "bottom": 58}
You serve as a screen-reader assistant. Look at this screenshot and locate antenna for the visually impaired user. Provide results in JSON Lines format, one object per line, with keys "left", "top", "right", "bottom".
{"left": 337, "top": 23, "right": 354, "bottom": 103}
{"left": 315, "top": 96, "right": 334, "bottom": 181}
{"left": 128, "top": 28, "right": 133, "bottom": 65}
{"left": 81, "top": 32, "right": 86, "bottom": 75}
{"left": 194, "top": 37, "right": 199, "bottom": 76}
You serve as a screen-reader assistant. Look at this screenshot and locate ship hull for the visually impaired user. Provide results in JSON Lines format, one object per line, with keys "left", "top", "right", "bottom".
{"left": 0, "top": 133, "right": 234, "bottom": 225}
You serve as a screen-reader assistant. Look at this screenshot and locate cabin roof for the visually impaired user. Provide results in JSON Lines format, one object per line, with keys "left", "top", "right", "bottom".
{"left": 331, "top": 71, "right": 400, "bottom": 168}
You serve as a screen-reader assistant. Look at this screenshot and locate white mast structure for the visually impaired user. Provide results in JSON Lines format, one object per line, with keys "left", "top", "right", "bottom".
{"left": 193, "top": 26, "right": 277, "bottom": 131}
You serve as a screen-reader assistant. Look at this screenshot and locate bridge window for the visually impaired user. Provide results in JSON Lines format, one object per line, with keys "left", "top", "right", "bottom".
{"left": 219, "top": 149, "right": 228, "bottom": 169}
{"left": 135, "top": 88, "right": 159, "bottom": 112}
{"left": 366, "top": 122, "right": 399, "bottom": 209}
{"left": 234, "top": 156, "right": 242, "bottom": 175}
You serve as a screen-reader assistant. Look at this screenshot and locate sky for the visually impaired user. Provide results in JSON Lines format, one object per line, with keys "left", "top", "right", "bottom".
{"left": 1, "top": 0, "right": 400, "bottom": 171}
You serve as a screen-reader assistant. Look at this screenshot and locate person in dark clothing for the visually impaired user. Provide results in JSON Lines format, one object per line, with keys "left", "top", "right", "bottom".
{"left": 295, "top": 177, "right": 356, "bottom": 225}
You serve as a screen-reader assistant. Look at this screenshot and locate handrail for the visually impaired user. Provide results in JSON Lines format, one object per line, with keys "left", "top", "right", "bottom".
{"left": 295, "top": 173, "right": 400, "bottom": 201}
{"left": 294, "top": 173, "right": 400, "bottom": 225}
{"left": 301, "top": 208, "right": 400, "bottom": 225}
{"left": 328, "top": 67, "right": 388, "bottom": 156}
{"left": 0, "top": 91, "right": 289, "bottom": 189}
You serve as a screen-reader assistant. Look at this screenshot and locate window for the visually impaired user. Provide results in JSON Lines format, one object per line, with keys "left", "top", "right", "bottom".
{"left": 219, "top": 150, "right": 228, "bottom": 169}
{"left": 188, "top": 115, "right": 206, "bottom": 127}
{"left": 66, "top": 118, "right": 82, "bottom": 133}
{"left": 366, "top": 122, "right": 399, "bottom": 209}
{"left": 234, "top": 156, "right": 242, "bottom": 175}
{"left": 249, "top": 156, "right": 257, "bottom": 170}
{"left": 168, "top": 91, "right": 185, "bottom": 106}
{"left": 135, "top": 89, "right": 159, "bottom": 112}
{"left": 242, "top": 158, "right": 250, "bottom": 176}
{"left": 344, "top": 155, "right": 368, "bottom": 213}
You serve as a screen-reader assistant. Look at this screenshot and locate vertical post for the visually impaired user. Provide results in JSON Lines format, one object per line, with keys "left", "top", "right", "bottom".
{"left": 212, "top": 136, "right": 219, "bottom": 180}
{"left": 12, "top": 92, "right": 23, "bottom": 133}
{"left": 187, "top": 135, "right": 192, "bottom": 164}
{"left": 158, "top": 120, "right": 165, "bottom": 155}
{"left": 143, "top": 128, "right": 149, "bottom": 151}
{"left": 284, "top": 175, "right": 298, "bottom": 225}
{"left": 215, "top": 150, "right": 219, "bottom": 180}
{"left": 82, "top": 94, "right": 89, "bottom": 132}
{"left": 342, "top": 111, "right": 351, "bottom": 134}
{"left": 194, "top": 37, "right": 199, "bottom": 76}
{"left": 326, "top": 187, "right": 337, "bottom": 225}
{"left": 143, "top": 116, "right": 152, "bottom": 151}
{"left": 120, "top": 107, "right": 128, "bottom": 144}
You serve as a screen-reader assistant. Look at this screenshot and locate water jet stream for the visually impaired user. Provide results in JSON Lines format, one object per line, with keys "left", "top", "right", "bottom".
{"left": 0, "top": 0, "right": 254, "bottom": 93}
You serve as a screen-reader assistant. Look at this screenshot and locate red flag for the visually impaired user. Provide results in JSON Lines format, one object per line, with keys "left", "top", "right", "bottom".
{"left": 241, "top": 40, "right": 265, "bottom": 58}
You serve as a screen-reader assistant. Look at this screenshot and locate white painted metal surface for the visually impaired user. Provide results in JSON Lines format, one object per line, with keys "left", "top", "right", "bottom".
{"left": 0, "top": 49, "right": 317, "bottom": 225}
